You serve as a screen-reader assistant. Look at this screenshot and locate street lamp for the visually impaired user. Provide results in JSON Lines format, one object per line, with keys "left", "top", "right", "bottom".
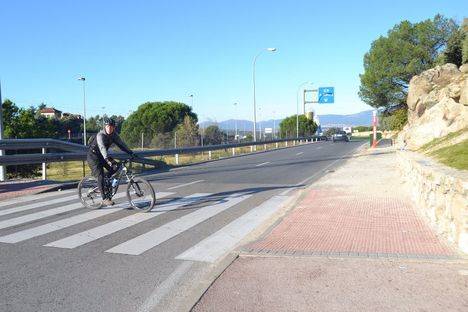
{"left": 233, "top": 102, "right": 238, "bottom": 141}
{"left": 189, "top": 94, "right": 194, "bottom": 107}
{"left": 0, "top": 80, "right": 4, "bottom": 181}
{"left": 273, "top": 110, "right": 276, "bottom": 139}
{"left": 78, "top": 76, "right": 87, "bottom": 145}
{"left": 296, "top": 81, "right": 312, "bottom": 138}
{"left": 253, "top": 47, "right": 277, "bottom": 142}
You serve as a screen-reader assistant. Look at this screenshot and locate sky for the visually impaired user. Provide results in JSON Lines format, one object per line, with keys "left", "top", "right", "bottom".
{"left": 1, "top": 0, "right": 466, "bottom": 122}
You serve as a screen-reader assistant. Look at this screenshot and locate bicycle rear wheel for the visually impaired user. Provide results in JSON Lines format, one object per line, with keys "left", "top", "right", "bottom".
{"left": 126, "top": 178, "right": 156, "bottom": 212}
{"left": 78, "top": 176, "right": 103, "bottom": 209}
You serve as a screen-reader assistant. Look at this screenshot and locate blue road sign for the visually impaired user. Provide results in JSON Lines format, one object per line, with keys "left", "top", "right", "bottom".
{"left": 318, "top": 87, "right": 334, "bottom": 104}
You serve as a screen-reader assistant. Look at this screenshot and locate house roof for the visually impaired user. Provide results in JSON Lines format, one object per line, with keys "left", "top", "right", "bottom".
{"left": 40, "top": 108, "right": 62, "bottom": 114}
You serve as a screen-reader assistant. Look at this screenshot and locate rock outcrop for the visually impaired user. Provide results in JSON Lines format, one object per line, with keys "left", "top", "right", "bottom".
{"left": 398, "top": 64, "right": 468, "bottom": 150}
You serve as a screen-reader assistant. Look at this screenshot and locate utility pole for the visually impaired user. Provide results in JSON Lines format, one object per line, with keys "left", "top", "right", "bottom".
{"left": 0, "top": 80, "right": 5, "bottom": 181}
{"left": 78, "top": 77, "right": 87, "bottom": 145}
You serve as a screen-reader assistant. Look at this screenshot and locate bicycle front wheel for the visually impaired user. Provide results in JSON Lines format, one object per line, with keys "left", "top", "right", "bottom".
{"left": 126, "top": 178, "right": 156, "bottom": 212}
{"left": 78, "top": 176, "right": 103, "bottom": 209}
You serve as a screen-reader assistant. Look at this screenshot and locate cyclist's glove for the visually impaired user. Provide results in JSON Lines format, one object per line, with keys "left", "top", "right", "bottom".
{"left": 105, "top": 157, "right": 116, "bottom": 167}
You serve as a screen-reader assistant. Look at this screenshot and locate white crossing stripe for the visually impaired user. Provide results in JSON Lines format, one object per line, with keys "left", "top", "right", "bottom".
{"left": 0, "top": 189, "right": 76, "bottom": 208}
{"left": 0, "top": 193, "right": 79, "bottom": 217}
{"left": 255, "top": 162, "right": 270, "bottom": 167}
{"left": 45, "top": 193, "right": 209, "bottom": 249}
{"left": 106, "top": 193, "right": 251, "bottom": 255}
{"left": 167, "top": 180, "right": 204, "bottom": 190}
{"left": 176, "top": 195, "right": 289, "bottom": 263}
{"left": 296, "top": 152, "right": 304, "bottom": 156}
{"left": 0, "top": 192, "right": 128, "bottom": 230}
{"left": 0, "top": 192, "right": 175, "bottom": 243}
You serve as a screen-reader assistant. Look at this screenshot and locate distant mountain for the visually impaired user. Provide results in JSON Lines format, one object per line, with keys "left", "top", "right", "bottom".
{"left": 199, "top": 110, "right": 373, "bottom": 131}
{"left": 318, "top": 110, "right": 373, "bottom": 127}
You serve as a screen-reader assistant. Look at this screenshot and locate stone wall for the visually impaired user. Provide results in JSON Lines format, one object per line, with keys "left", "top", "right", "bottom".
{"left": 398, "top": 151, "right": 468, "bottom": 254}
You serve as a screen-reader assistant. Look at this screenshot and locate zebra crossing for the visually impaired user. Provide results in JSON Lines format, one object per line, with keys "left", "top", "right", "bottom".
{"left": 0, "top": 185, "right": 290, "bottom": 263}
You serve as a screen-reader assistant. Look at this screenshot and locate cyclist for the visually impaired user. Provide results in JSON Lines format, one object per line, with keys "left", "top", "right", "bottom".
{"left": 87, "top": 117, "right": 136, "bottom": 206}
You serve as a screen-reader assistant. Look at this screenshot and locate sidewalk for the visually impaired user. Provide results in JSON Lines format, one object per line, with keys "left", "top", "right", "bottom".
{"left": 193, "top": 146, "right": 468, "bottom": 312}
{"left": 0, "top": 179, "right": 75, "bottom": 201}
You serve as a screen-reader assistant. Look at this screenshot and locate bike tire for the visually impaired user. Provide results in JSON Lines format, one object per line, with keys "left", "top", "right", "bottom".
{"left": 78, "top": 176, "right": 103, "bottom": 209}
{"left": 126, "top": 178, "right": 156, "bottom": 212}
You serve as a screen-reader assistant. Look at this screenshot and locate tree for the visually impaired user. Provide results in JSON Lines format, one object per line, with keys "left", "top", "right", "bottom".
{"left": 359, "top": 15, "right": 459, "bottom": 110}
{"left": 203, "top": 125, "right": 224, "bottom": 145}
{"left": 380, "top": 108, "right": 408, "bottom": 131}
{"left": 174, "top": 115, "right": 199, "bottom": 147}
{"left": 1, "top": 99, "right": 19, "bottom": 138}
{"left": 279, "top": 115, "right": 317, "bottom": 138}
{"left": 440, "top": 28, "right": 465, "bottom": 66}
{"left": 463, "top": 19, "right": 468, "bottom": 64}
{"left": 121, "top": 101, "right": 197, "bottom": 147}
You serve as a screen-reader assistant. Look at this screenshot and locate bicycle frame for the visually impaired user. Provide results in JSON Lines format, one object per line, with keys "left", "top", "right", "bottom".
{"left": 107, "top": 160, "right": 135, "bottom": 198}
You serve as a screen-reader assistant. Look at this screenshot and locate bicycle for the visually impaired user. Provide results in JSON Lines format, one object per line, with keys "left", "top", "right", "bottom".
{"left": 78, "top": 158, "right": 156, "bottom": 212}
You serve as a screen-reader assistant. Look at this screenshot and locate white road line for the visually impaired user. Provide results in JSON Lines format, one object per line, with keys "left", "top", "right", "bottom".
{"left": 45, "top": 193, "right": 208, "bottom": 249}
{"left": 137, "top": 261, "right": 194, "bottom": 312}
{"left": 0, "top": 189, "right": 76, "bottom": 208}
{"left": 106, "top": 193, "right": 251, "bottom": 255}
{"left": 296, "top": 152, "right": 303, "bottom": 156}
{"left": 0, "top": 192, "right": 128, "bottom": 230}
{"left": 167, "top": 180, "right": 204, "bottom": 190}
{"left": 317, "top": 146, "right": 323, "bottom": 149}
{"left": 0, "top": 192, "right": 174, "bottom": 244}
{"left": 255, "top": 162, "right": 270, "bottom": 167}
{"left": 176, "top": 195, "right": 289, "bottom": 263}
{"left": 0, "top": 193, "right": 79, "bottom": 217}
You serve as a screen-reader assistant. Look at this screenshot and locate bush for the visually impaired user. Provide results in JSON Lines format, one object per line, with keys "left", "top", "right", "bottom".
{"left": 353, "top": 126, "right": 373, "bottom": 132}
{"left": 379, "top": 109, "right": 408, "bottom": 131}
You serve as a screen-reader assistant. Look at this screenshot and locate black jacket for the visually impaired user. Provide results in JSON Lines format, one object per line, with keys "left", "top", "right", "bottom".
{"left": 89, "top": 129, "right": 132, "bottom": 159}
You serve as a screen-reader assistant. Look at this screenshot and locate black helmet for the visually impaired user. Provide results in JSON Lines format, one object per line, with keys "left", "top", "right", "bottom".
{"left": 103, "top": 117, "right": 116, "bottom": 127}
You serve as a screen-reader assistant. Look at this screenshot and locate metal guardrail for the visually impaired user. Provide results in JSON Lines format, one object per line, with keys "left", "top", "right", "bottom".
{"left": 0, "top": 136, "right": 325, "bottom": 166}
{"left": 0, "top": 139, "right": 87, "bottom": 152}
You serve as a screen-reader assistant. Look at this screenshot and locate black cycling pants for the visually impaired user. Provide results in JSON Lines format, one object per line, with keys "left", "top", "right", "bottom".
{"left": 87, "top": 152, "right": 115, "bottom": 199}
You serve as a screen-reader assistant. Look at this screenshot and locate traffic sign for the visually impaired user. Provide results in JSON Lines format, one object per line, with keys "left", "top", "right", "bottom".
{"left": 318, "top": 87, "right": 334, "bottom": 104}
{"left": 264, "top": 128, "right": 273, "bottom": 134}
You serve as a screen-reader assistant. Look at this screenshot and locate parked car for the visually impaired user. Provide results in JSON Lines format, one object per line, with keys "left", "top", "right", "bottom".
{"left": 332, "top": 130, "right": 350, "bottom": 142}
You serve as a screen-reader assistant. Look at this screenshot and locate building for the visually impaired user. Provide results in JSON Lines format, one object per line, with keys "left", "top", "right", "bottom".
{"left": 39, "top": 107, "right": 62, "bottom": 119}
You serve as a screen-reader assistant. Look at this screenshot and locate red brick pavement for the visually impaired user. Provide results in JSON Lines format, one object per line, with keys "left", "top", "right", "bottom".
{"left": 247, "top": 189, "right": 454, "bottom": 257}
{"left": 0, "top": 180, "right": 65, "bottom": 201}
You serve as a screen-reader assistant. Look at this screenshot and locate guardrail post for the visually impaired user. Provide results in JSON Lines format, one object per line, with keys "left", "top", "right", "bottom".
{"left": 175, "top": 153, "right": 179, "bottom": 165}
{"left": 42, "top": 148, "right": 47, "bottom": 180}
{"left": 276, "top": 142, "right": 279, "bottom": 148}
{"left": 264, "top": 143, "right": 267, "bottom": 150}
{"left": 285, "top": 141, "right": 288, "bottom": 147}
{"left": 232, "top": 147, "right": 235, "bottom": 156}
{"left": 208, "top": 150, "right": 212, "bottom": 160}
{"left": 250, "top": 145, "right": 254, "bottom": 152}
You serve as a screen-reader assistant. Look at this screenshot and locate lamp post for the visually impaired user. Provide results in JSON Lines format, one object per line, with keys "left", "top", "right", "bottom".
{"left": 296, "top": 81, "right": 312, "bottom": 138}
{"left": 273, "top": 110, "right": 276, "bottom": 139}
{"left": 253, "top": 48, "right": 277, "bottom": 142}
{"left": 78, "top": 76, "right": 87, "bottom": 145}
{"left": 189, "top": 94, "right": 194, "bottom": 107}
{"left": 233, "top": 102, "right": 238, "bottom": 141}
{"left": 0, "top": 80, "right": 4, "bottom": 181}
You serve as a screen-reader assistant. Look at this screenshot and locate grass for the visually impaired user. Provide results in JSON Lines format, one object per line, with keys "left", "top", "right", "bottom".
{"left": 47, "top": 161, "right": 92, "bottom": 181}
{"left": 419, "top": 129, "right": 467, "bottom": 152}
{"left": 428, "top": 139, "right": 468, "bottom": 170}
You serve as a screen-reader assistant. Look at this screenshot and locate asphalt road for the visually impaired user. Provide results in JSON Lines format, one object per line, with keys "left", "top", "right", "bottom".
{"left": 0, "top": 140, "right": 363, "bottom": 312}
